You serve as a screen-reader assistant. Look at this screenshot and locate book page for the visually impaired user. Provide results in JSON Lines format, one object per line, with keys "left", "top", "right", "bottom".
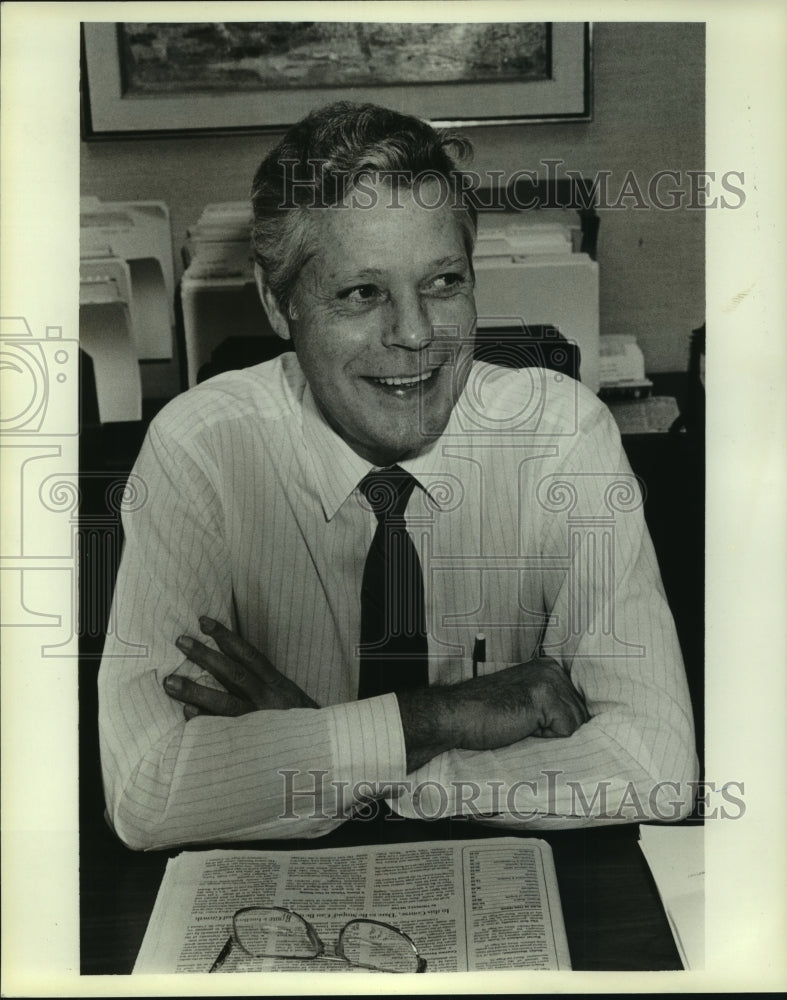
{"left": 133, "top": 837, "right": 570, "bottom": 974}
{"left": 462, "top": 841, "right": 570, "bottom": 969}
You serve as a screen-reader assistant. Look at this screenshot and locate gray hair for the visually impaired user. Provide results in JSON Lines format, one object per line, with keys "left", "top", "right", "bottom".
{"left": 250, "top": 101, "right": 477, "bottom": 314}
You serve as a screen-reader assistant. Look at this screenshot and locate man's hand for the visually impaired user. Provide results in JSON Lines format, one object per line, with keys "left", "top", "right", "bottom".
{"left": 447, "top": 658, "right": 590, "bottom": 747}
{"left": 397, "top": 657, "right": 589, "bottom": 772}
{"left": 164, "top": 617, "right": 319, "bottom": 720}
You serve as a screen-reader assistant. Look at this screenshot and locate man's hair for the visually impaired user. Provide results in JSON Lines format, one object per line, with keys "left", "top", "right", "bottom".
{"left": 250, "top": 101, "right": 478, "bottom": 313}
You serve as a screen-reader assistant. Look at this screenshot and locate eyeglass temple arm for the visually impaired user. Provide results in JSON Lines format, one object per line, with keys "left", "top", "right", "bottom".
{"left": 209, "top": 935, "right": 234, "bottom": 973}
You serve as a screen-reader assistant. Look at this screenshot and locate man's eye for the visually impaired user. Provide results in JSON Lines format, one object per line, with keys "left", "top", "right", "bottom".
{"left": 340, "top": 284, "right": 384, "bottom": 304}
{"left": 428, "top": 272, "right": 467, "bottom": 294}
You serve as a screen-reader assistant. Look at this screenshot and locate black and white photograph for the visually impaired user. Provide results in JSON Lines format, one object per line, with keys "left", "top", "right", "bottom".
{"left": 1, "top": 1, "right": 785, "bottom": 995}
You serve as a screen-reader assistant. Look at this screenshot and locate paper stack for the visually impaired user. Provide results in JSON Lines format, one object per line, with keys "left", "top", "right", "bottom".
{"left": 475, "top": 213, "right": 577, "bottom": 258}
{"left": 180, "top": 202, "right": 275, "bottom": 386}
{"left": 639, "top": 823, "right": 705, "bottom": 969}
{"left": 182, "top": 202, "right": 254, "bottom": 279}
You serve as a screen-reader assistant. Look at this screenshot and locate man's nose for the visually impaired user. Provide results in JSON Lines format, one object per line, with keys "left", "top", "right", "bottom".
{"left": 381, "top": 291, "right": 433, "bottom": 350}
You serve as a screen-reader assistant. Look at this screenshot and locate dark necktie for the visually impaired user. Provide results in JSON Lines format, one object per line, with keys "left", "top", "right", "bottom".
{"left": 358, "top": 466, "right": 429, "bottom": 699}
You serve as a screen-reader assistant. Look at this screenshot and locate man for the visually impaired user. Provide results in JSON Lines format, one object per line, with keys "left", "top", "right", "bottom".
{"left": 98, "top": 102, "right": 697, "bottom": 850}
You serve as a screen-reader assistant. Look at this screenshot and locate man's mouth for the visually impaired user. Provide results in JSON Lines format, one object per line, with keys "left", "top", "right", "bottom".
{"left": 369, "top": 369, "right": 436, "bottom": 388}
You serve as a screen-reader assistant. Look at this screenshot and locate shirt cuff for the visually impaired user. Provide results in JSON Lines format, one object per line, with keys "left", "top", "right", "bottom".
{"left": 327, "top": 693, "right": 408, "bottom": 811}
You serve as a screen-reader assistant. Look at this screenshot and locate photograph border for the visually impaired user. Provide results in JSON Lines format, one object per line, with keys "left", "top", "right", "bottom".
{"left": 2, "top": 0, "right": 787, "bottom": 995}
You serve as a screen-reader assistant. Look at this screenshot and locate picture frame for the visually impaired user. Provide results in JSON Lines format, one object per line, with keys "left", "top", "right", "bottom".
{"left": 81, "top": 21, "right": 592, "bottom": 138}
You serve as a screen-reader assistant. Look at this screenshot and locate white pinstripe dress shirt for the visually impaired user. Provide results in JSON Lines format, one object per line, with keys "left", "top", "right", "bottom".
{"left": 98, "top": 354, "right": 698, "bottom": 848}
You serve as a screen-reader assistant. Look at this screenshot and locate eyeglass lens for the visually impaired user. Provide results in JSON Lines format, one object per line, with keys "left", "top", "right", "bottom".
{"left": 234, "top": 908, "right": 317, "bottom": 959}
{"left": 339, "top": 920, "right": 421, "bottom": 973}
{"left": 233, "top": 908, "right": 421, "bottom": 972}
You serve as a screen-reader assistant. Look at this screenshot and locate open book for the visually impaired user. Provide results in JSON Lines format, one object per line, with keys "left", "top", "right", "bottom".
{"left": 133, "top": 837, "right": 571, "bottom": 974}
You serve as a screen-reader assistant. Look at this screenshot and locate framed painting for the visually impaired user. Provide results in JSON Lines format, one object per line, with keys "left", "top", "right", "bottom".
{"left": 81, "top": 20, "right": 592, "bottom": 137}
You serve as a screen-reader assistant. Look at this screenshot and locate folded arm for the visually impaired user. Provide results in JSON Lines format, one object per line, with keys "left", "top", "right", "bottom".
{"left": 98, "top": 421, "right": 408, "bottom": 850}
{"left": 389, "top": 407, "right": 699, "bottom": 828}
{"left": 397, "top": 657, "right": 590, "bottom": 772}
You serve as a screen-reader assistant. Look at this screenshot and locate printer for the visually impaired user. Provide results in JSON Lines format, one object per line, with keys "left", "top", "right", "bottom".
{"left": 472, "top": 212, "right": 600, "bottom": 393}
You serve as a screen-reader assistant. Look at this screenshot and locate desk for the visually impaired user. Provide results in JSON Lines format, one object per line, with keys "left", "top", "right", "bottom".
{"left": 79, "top": 798, "right": 687, "bottom": 974}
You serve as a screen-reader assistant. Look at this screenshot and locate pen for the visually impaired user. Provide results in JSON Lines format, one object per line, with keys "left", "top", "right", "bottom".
{"left": 472, "top": 633, "right": 486, "bottom": 679}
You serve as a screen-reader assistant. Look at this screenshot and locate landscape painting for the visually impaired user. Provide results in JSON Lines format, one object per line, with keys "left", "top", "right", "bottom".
{"left": 118, "top": 22, "right": 551, "bottom": 93}
{"left": 82, "top": 21, "right": 591, "bottom": 136}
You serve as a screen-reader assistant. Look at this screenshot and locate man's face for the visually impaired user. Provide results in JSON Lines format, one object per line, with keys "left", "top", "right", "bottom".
{"left": 287, "top": 180, "right": 477, "bottom": 467}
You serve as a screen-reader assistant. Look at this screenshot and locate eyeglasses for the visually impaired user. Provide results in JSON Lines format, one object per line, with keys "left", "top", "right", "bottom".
{"left": 209, "top": 905, "right": 427, "bottom": 973}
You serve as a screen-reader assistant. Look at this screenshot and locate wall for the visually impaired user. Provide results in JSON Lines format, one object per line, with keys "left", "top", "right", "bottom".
{"left": 81, "top": 21, "right": 705, "bottom": 396}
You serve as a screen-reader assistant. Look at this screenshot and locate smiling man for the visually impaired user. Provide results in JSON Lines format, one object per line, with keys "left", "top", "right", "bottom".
{"left": 257, "top": 169, "right": 476, "bottom": 466}
{"left": 98, "top": 102, "right": 697, "bottom": 849}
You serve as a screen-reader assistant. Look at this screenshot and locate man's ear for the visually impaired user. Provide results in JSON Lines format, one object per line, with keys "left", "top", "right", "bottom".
{"left": 254, "top": 263, "right": 292, "bottom": 341}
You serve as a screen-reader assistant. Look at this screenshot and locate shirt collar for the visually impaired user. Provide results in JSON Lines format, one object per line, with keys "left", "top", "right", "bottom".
{"left": 301, "top": 385, "right": 370, "bottom": 520}
{"left": 301, "top": 383, "right": 458, "bottom": 521}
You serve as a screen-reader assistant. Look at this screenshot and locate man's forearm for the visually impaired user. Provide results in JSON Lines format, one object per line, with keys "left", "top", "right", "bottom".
{"left": 101, "top": 664, "right": 409, "bottom": 849}
{"left": 393, "top": 711, "right": 698, "bottom": 828}
{"left": 396, "top": 686, "right": 456, "bottom": 771}
{"left": 396, "top": 658, "right": 589, "bottom": 773}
